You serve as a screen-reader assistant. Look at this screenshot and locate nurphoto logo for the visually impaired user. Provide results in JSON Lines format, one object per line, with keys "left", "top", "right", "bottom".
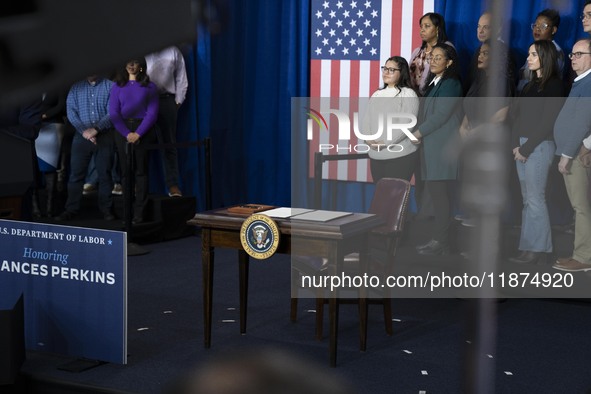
{"left": 305, "top": 107, "right": 418, "bottom": 154}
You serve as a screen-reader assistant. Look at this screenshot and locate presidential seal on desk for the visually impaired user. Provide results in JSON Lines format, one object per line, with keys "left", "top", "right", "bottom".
{"left": 240, "top": 214, "right": 280, "bottom": 259}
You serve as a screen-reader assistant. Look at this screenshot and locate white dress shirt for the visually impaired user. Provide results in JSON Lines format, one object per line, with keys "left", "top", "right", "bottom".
{"left": 145, "top": 46, "right": 189, "bottom": 105}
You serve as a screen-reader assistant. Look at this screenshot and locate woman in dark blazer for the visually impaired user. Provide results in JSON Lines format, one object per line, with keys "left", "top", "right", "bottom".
{"left": 412, "top": 43, "right": 463, "bottom": 255}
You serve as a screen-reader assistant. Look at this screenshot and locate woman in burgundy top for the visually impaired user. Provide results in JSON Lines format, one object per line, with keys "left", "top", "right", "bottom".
{"left": 109, "top": 59, "right": 159, "bottom": 224}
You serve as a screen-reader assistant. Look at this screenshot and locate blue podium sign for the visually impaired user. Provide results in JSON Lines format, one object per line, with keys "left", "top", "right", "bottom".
{"left": 0, "top": 219, "right": 127, "bottom": 364}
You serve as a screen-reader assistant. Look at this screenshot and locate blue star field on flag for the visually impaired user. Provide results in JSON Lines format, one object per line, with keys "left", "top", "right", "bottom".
{"left": 310, "top": 0, "right": 382, "bottom": 61}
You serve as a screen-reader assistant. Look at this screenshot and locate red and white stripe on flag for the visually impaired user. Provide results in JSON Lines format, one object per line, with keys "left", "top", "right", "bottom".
{"left": 309, "top": 0, "right": 434, "bottom": 182}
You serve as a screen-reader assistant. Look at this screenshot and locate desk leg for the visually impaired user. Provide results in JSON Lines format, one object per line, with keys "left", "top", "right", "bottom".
{"left": 359, "top": 248, "right": 369, "bottom": 352}
{"left": 329, "top": 297, "right": 339, "bottom": 367}
{"left": 329, "top": 245, "right": 343, "bottom": 367}
{"left": 202, "top": 228, "right": 214, "bottom": 348}
{"left": 359, "top": 298, "right": 368, "bottom": 352}
{"left": 238, "top": 250, "right": 249, "bottom": 334}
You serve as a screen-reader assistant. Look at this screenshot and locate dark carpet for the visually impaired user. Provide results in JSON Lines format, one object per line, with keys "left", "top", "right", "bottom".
{"left": 12, "top": 218, "right": 591, "bottom": 394}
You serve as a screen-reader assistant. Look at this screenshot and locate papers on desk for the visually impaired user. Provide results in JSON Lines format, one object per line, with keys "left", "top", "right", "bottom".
{"left": 290, "top": 210, "right": 353, "bottom": 222}
{"left": 262, "top": 207, "right": 353, "bottom": 222}
{"left": 263, "top": 207, "right": 313, "bottom": 218}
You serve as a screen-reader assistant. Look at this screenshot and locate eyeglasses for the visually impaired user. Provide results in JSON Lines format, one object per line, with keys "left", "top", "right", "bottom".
{"left": 568, "top": 52, "right": 591, "bottom": 59}
{"left": 581, "top": 12, "right": 591, "bottom": 21}
{"left": 381, "top": 66, "right": 401, "bottom": 74}
{"left": 531, "top": 22, "right": 550, "bottom": 31}
{"left": 427, "top": 55, "right": 446, "bottom": 63}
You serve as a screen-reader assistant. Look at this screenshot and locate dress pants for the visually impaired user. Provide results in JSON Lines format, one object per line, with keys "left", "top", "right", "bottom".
{"left": 65, "top": 131, "right": 114, "bottom": 214}
{"left": 155, "top": 95, "right": 180, "bottom": 189}
{"left": 425, "top": 180, "right": 453, "bottom": 246}
{"left": 370, "top": 151, "right": 418, "bottom": 183}
{"left": 563, "top": 158, "right": 591, "bottom": 264}
{"left": 114, "top": 128, "right": 156, "bottom": 221}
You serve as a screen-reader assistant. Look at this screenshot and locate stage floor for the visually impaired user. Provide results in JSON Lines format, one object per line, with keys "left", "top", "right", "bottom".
{"left": 12, "top": 218, "right": 591, "bottom": 394}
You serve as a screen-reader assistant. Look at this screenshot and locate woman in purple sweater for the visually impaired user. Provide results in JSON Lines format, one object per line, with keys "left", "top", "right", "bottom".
{"left": 109, "top": 59, "right": 159, "bottom": 224}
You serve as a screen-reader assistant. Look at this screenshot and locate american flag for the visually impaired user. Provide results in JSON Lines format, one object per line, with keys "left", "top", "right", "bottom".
{"left": 309, "top": 0, "right": 434, "bottom": 182}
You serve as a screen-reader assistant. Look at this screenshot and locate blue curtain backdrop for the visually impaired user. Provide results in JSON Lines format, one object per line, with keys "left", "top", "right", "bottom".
{"left": 439, "top": 0, "right": 590, "bottom": 80}
{"left": 173, "top": 0, "right": 309, "bottom": 211}
{"left": 173, "top": 0, "right": 589, "bottom": 213}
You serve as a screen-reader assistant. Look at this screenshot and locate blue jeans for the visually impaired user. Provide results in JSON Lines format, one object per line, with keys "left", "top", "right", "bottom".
{"left": 86, "top": 148, "right": 121, "bottom": 184}
{"left": 515, "top": 137, "right": 554, "bottom": 252}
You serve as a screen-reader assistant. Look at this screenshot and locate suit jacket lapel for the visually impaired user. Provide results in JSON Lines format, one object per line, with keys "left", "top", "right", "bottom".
{"left": 423, "top": 81, "right": 442, "bottom": 118}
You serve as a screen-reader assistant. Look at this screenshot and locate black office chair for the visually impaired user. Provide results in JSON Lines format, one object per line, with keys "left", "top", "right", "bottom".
{"left": 290, "top": 177, "right": 412, "bottom": 348}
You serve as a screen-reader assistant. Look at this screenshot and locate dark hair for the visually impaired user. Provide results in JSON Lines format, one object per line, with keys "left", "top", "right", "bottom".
{"left": 537, "top": 8, "right": 560, "bottom": 30}
{"left": 524, "top": 40, "right": 559, "bottom": 93}
{"left": 478, "top": 39, "right": 491, "bottom": 59}
{"left": 113, "top": 58, "right": 150, "bottom": 87}
{"left": 477, "top": 39, "right": 516, "bottom": 96}
{"left": 425, "top": 42, "right": 461, "bottom": 86}
{"left": 382, "top": 56, "right": 415, "bottom": 94}
{"left": 419, "top": 13, "right": 449, "bottom": 48}
{"left": 586, "top": 0, "right": 591, "bottom": 6}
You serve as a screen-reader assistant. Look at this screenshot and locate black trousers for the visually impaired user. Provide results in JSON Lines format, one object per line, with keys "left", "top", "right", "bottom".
{"left": 155, "top": 95, "right": 180, "bottom": 188}
{"left": 370, "top": 150, "right": 418, "bottom": 183}
{"left": 114, "top": 122, "right": 157, "bottom": 220}
{"left": 425, "top": 180, "right": 454, "bottom": 245}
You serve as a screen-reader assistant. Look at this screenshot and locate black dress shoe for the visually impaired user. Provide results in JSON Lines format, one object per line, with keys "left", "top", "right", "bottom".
{"left": 416, "top": 239, "right": 438, "bottom": 252}
{"left": 508, "top": 251, "right": 543, "bottom": 264}
{"left": 103, "top": 212, "right": 116, "bottom": 221}
{"left": 417, "top": 240, "right": 450, "bottom": 256}
{"left": 508, "top": 250, "right": 527, "bottom": 262}
{"left": 54, "top": 211, "right": 76, "bottom": 221}
{"left": 132, "top": 216, "right": 144, "bottom": 225}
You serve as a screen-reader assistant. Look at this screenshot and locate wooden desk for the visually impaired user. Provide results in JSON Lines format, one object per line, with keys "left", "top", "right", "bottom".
{"left": 189, "top": 208, "right": 382, "bottom": 366}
